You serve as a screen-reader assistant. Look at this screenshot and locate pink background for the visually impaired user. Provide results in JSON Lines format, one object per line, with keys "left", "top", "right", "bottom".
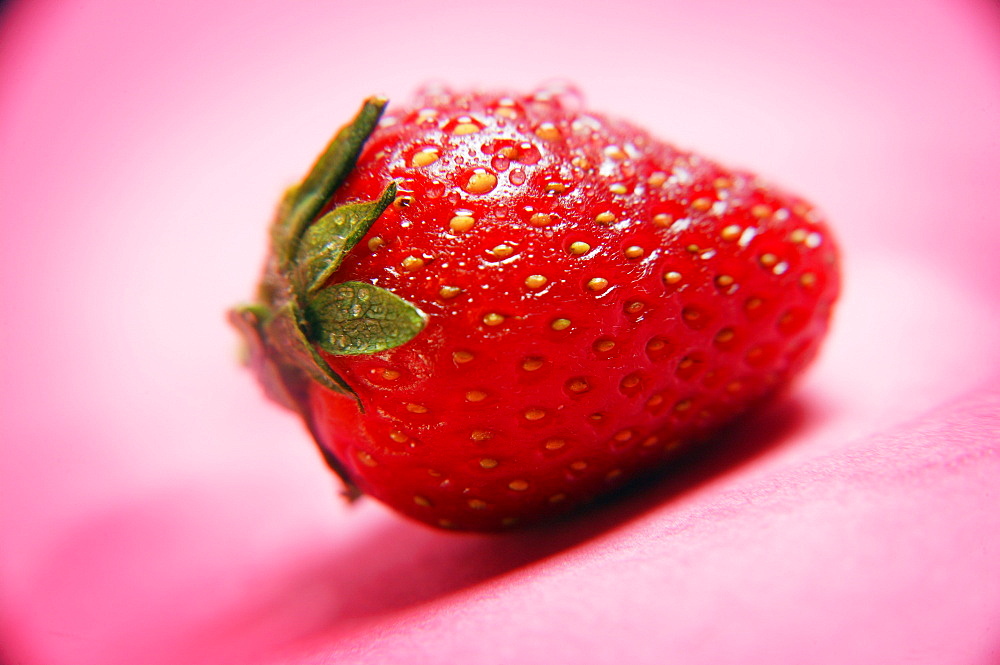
{"left": 2, "top": 0, "right": 999, "bottom": 663}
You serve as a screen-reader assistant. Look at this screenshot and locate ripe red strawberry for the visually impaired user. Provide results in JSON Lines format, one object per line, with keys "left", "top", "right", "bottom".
{"left": 231, "top": 85, "right": 840, "bottom": 531}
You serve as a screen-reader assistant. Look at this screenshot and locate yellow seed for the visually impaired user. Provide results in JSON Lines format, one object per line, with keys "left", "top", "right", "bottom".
{"left": 624, "top": 245, "right": 644, "bottom": 259}
{"left": 715, "top": 328, "right": 735, "bottom": 343}
{"left": 789, "top": 228, "right": 809, "bottom": 244}
{"left": 625, "top": 301, "right": 644, "bottom": 314}
{"left": 467, "top": 498, "right": 488, "bottom": 509}
{"left": 569, "top": 460, "right": 587, "bottom": 471}
{"left": 470, "top": 429, "right": 492, "bottom": 441}
{"left": 453, "top": 122, "right": 480, "bottom": 135}
{"left": 402, "top": 256, "right": 425, "bottom": 271}
{"left": 745, "top": 297, "right": 763, "bottom": 311}
{"left": 381, "top": 369, "right": 401, "bottom": 380}
{"left": 751, "top": 204, "right": 773, "bottom": 218}
{"left": 664, "top": 271, "right": 683, "bottom": 284}
{"left": 356, "top": 450, "right": 378, "bottom": 467}
{"left": 614, "top": 429, "right": 633, "bottom": 442}
{"left": 530, "top": 212, "right": 555, "bottom": 227}
{"left": 508, "top": 479, "right": 530, "bottom": 491}
{"left": 548, "top": 493, "right": 567, "bottom": 503}
{"left": 389, "top": 431, "right": 408, "bottom": 443}
{"left": 721, "top": 224, "right": 742, "bottom": 241}
{"left": 691, "top": 197, "right": 713, "bottom": 212}
{"left": 453, "top": 350, "right": 474, "bottom": 363}
{"left": 406, "top": 403, "right": 429, "bottom": 414}
{"left": 551, "top": 318, "right": 571, "bottom": 330}
{"left": 479, "top": 458, "right": 499, "bottom": 469}
{"left": 367, "top": 236, "right": 384, "bottom": 251}
{"left": 800, "top": 272, "right": 817, "bottom": 288}
{"left": 595, "top": 211, "right": 616, "bottom": 224}
{"left": 648, "top": 171, "right": 668, "bottom": 187}
{"left": 439, "top": 285, "right": 462, "bottom": 299}
{"left": 525, "top": 274, "right": 547, "bottom": 288}
{"left": 491, "top": 244, "right": 514, "bottom": 258}
{"left": 522, "top": 357, "right": 543, "bottom": 371}
{"left": 483, "top": 312, "right": 505, "bottom": 326}
{"left": 759, "top": 253, "right": 778, "bottom": 267}
{"left": 569, "top": 241, "right": 591, "bottom": 255}
{"left": 524, "top": 408, "right": 546, "bottom": 421}
{"left": 410, "top": 149, "right": 440, "bottom": 167}
{"left": 567, "top": 378, "right": 590, "bottom": 393}
{"left": 465, "top": 170, "right": 498, "bottom": 194}
{"left": 642, "top": 435, "right": 660, "bottom": 447}
{"left": 715, "top": 274, "right": 735, "bottom": 288}
{"left": 674, "top": 398, "right": 692, "bottom": 413}
{"left": 545, "top": 438, "right": 566, "bottom": 450}
{"left": 450, "top": 215, "right": 475, "bottom": 232}
{"left": 393, "top": 195, "right": 413, "bottom": 208}
{"left": 587, "top": 277, "right": 609, "bottom": 291}
{"left": 653, "top": 213, "right": 672, "bottom": 228}
{"left": 416, "top": 109, "right": 438, "bottom": 123}
{"left": 609, "top": 183, "right": 628, "bottom": 195}
{"left": 466, "top": 390, "right": 487, "bottom": 402}
{"left": 413, "top": 495, "right": 432, "bottom": 507}
{"left": 535, "top": 122, "right": 561, "bottom": 141}
{"left": 594, "top": 339, "right": 615, "bottom": 352}
{"left": 714, "top": 177, "right": 733, "bottom": 190}
{"left": 604, "top": 145, "right": 628, "bottom": 161}
{"left": 646, "top": 394, "right": 664, "bottom": 408}
{"left": 621, "top": 374, "right": 640, "bottom": 389}
{"left": 545, "top": 182, "right": 567, "bottom": 194}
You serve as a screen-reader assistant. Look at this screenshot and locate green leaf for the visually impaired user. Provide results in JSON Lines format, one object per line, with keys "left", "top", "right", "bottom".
{"left": 293, "top": 181, "right": 397, "bottom": 295}
{"left": 272, "top": 97, "right": 388, "bottom": 264}
{"left": 265, "top": 304, "right": 359, "bottom": 400}
{"left": 304, "top": 281, "right": 427, "bottom": 355}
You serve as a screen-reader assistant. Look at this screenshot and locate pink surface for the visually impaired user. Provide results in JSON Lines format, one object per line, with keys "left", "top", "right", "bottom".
{"left": 2, "top": 1, "right": 999, "bottom": 664}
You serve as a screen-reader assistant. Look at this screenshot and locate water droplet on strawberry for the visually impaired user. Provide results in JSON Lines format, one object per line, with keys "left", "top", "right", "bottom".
{"left": 491, "top": 154, "right": 511, "bottom": 171}
{"left": 424, "top": 180, "right": 445, "bottom": 199}
{"left": 463, "top": 168, "right": 498, "bottom": 195}
{"left": 514, "top": 142, "right": 541, "bottom": 165}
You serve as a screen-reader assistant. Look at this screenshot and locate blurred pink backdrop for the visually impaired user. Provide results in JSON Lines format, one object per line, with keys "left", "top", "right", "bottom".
{"left": 2, "top": 0, "right": 999, "bottom": 663}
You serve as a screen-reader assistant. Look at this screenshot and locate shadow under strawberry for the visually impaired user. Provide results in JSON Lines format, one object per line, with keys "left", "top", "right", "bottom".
{"left": 259, "top": 391, "right": 818, "bottom": 648}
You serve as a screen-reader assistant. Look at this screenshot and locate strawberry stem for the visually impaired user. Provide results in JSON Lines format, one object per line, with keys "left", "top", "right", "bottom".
{"left": 229, "top": 96, "right": 428, "bottom": 497}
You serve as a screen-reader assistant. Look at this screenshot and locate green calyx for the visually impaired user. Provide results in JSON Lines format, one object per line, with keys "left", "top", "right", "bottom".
{"left": 230, "top": 97, "right": 427, "bottom": 423}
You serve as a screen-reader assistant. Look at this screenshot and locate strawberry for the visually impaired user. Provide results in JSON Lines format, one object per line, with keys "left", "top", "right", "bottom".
{"left": 230, "top": 85, "right": 840, "bottom": 531}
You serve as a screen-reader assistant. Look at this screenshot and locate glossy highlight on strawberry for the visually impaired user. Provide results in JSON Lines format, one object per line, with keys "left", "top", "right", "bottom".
{"left": 231, "top": 84, "right": 840, "bottom": 531}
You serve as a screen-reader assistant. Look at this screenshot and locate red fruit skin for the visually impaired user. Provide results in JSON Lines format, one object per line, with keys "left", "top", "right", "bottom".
{"left": 300, "top": 88, "right": 840, "bottom": 531}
